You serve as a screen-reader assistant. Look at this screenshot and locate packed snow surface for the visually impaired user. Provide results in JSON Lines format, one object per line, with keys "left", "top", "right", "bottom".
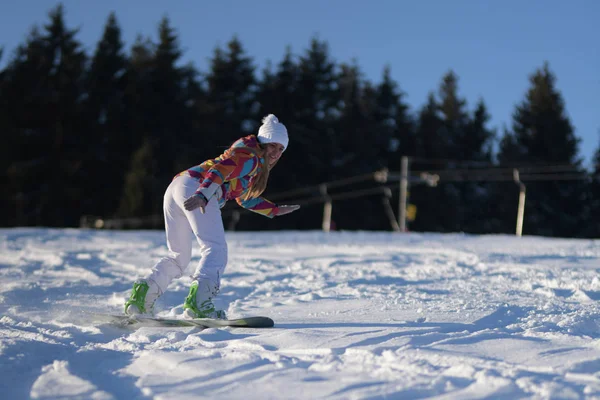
{"left": 1, "top": 228, "right": 600, "bottom": 399}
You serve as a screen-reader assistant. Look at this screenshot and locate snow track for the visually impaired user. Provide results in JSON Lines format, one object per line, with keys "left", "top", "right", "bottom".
{"left": 1, "top": 229, "right": 600, "bottom": 399}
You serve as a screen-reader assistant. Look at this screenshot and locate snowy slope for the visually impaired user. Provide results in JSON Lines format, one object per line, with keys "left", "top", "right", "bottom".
{"left": 1, "top": 228, "right": 600, "bottom": 399}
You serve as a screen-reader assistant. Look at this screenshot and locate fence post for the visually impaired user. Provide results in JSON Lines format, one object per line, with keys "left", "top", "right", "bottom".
{"left": 398, "top": 156, "right": 409, "bottom": 232}
{"left": 321, "top": 184, "right": 332, "bottom": 232}
{"left": 383, "top": 188, "right": 401, "bottom": 231}
{"left": 513, "top": 169, "right": 526, "bottom": 237}
{"left": 228, "top": 210, "right": 241, "bottom": 231}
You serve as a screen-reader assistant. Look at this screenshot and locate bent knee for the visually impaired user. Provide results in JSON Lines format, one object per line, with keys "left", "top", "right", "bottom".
{"left": 202, "top": 243, "right": 228, "bottom": 264}
{"left": 165, "top": 253, "right": 190, "bottom": 274}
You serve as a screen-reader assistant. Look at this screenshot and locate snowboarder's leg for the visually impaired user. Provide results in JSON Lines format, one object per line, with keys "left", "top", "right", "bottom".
{"left": 184, "top": 194, "right": 228, "bottom": 318}
{"left": 125, "top": 177, "right": 194, "bottom": 314}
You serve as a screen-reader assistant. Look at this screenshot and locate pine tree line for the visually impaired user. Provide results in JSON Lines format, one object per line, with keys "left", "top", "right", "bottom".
{"left": 1, "top": 5, "right": 598, "bottom": 237}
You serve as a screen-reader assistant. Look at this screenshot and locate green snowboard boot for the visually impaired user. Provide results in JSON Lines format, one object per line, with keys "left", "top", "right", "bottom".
{"left": 183, "top": 280, "right": 227, "bottom": 319}
{"left": 124, "top": 280, "right": 159, "bottom": 315}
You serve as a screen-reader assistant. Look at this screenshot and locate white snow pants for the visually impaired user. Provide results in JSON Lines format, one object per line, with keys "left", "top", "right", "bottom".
{"left": 145, "top": 175, "right": 227, "bottom": 297}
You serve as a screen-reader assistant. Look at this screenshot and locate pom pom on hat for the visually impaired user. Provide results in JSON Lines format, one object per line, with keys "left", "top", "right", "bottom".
{"left": 257, "top": 114, "right": 289, "bottom": 151}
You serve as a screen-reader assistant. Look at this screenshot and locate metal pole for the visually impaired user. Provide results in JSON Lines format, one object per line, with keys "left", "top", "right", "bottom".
{"left": 398, "top": 156, "right": 408, "bottom": 232}
{"left": 228, "top": 210, "right": 241, "bottom": 231}
{"left": 513, "top": 169, "right": 526, "bottom": 237}
{"left": 383, "top": 188, "right": 401, "bottom": 232}
{"left": 320, "top": 184, "right": 332, "bottom": 232}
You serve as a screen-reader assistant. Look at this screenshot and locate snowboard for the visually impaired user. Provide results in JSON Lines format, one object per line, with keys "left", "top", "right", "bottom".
{"left": 92, "top": 313, "right": 274, "bottom": 329}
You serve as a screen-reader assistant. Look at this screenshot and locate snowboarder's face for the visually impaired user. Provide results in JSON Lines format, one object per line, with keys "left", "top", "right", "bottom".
{"left": 264, "top": 143, "right": 284, "bottom": 167}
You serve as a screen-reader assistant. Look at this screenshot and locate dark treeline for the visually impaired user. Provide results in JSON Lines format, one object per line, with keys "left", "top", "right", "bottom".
{"left": 1, "top": 5, "right": 599, "bottom": 237}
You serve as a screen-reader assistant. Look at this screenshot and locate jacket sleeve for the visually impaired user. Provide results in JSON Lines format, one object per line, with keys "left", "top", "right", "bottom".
{"left": 236, "top": 196, "right": 279, "bottom": 218}
{"left": 195, "top": 150, "right": 259, "bottom": 200}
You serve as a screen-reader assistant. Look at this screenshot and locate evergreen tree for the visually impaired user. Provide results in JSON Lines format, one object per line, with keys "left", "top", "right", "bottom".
{"left": 83, "top": 12, "right": 129, "bottom": 218}
{"left": 0, "top": 28, "right": 44, "bottom": 226}
{"left": 421, "top": 72, "right": 468, "bottom": 231}
{"left": 42, "top": 5, "right": 88, "bottom": 227}
{"left": 251, "top": 47, "right": 302, "bottom": 229}
{"left": 1, "top": 5, "right": 87, "bottom": 226}
{"left": 274, "top": 39, "right": 337, "bottom": 198}
{"left": 151, "top": 16, "right": 200, "bottom": 172}
{"left": 373, "top": 66, "right": 415, "bottom": 168}
{"left": 500, "top": 65, "right": 580, "bottom": 165}
{"left": 205, "top": 36, "right": 257, "bottom": 145}
{"left": 333, "top": 62, "right": 417, "bottom": 231}
{"left": 118, "top": 138, "right": 157, "bottom": 217}
{"left": 116, "top": 35, "right": 154, "bottom": 217}
{"left": 334, "top": 62, "right": 373, "bottom": 176}
{"left": 239, "top": 38, "right": 340, "bottom": 231}
{"left": 369, "top": 66, "right": 415, "bottom": 231}
{"left": 409, "top": 93, "right": 445, "bottom": 232}
{"left": 464, "top": 100, "right": 495, "bottom": 163}
{"left": 415, "top": 94, "right": 446, "bottom": 160}
{"left": 254, "top": 47, "right": 300, "bottom": 194}
{"left": 125, "top": 34, "right": 155, "bottom": 143}
{"left": 0, "top": 46, "right": 12, "bottom": 226}
{"left": 118, "top": 17, "right": 200, "bottom": 217}
{"left": 461, "top": 100, "right": 496, "bottom": 233}
{"left": 331, "top": 63, "right": 384, "bottom": 230}
{"left": 293, "top": 37, "right": 338, "bottom": 183}
{"left": 255, "top": 46, "right": 299, "bottom": 125}
{"left": 195, "top": 37, "right": 258, "bottom": 230}
{"left": 496, "top": 63, "right": 585, "bottom": 237}
{"left": 270, "top": 37, "right": 339, "bottom": 230}
{"left": 175, "top": 61, "right": 205, "bottom": 171}
{"left": 438, "top": 71, "right": 470, "bottom": 160}
{"left": 410, "top": 72, "right": 496, "bottom": 233}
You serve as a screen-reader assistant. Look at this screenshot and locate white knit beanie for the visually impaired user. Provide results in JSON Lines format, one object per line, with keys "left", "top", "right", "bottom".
{"left": 257, "top": 114, "right": 289, "bottom": 151}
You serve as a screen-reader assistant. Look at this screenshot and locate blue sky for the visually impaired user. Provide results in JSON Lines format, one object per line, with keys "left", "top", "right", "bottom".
{"left": 1, "top": 0, "right": 598, "bottom": 167}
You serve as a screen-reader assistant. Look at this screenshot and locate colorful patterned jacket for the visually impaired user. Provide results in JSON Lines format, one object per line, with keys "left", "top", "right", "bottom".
{"left": 175, "top": 135, "right": 279, "bottom": 218}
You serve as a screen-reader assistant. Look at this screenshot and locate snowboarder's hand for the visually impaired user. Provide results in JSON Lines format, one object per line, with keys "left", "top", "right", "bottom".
{"left": 184, "top": 194, "right": 208, "bottom": 213}
{"left": 275, "top": 204, "right": 300, "bottom": 216}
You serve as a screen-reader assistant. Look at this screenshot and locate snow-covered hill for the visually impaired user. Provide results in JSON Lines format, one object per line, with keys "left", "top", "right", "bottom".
{"left": 1, "top": 228, "right": 600, "bottom": 399}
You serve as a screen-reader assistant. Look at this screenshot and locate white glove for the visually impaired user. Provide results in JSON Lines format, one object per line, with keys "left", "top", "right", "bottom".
{"left": 274, "top": 204, "right": 300, "bottom": 216}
